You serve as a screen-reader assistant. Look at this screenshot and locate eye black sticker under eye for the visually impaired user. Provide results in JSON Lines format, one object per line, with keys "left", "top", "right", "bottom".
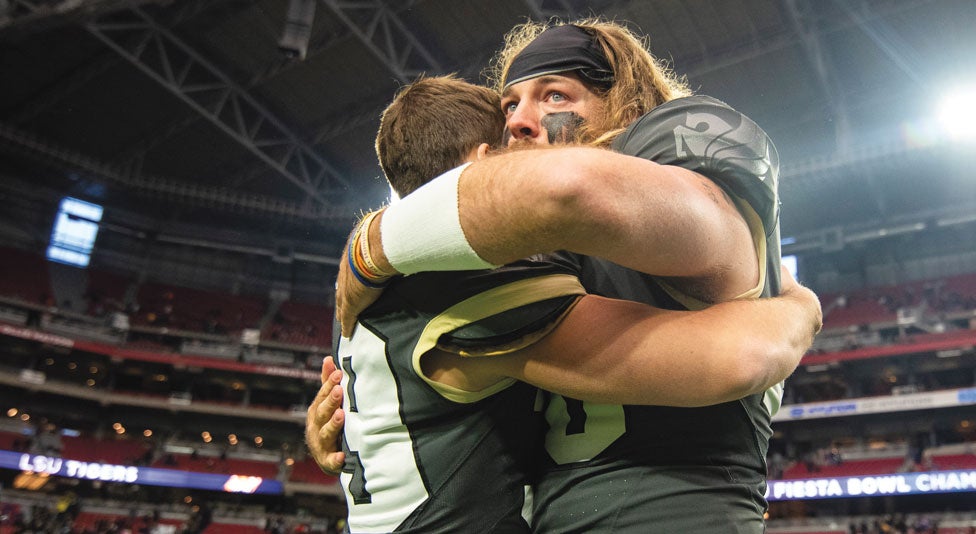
{"left": 541, "top": 112, "right": 585, "bottom": 144}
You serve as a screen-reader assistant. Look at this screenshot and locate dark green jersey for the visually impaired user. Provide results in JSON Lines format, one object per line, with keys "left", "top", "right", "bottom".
{"left": 533, "top": 96, "right": 783, "bottom": 533}
{"left": 335, "top": 255, "right": 585, "bottom": 533}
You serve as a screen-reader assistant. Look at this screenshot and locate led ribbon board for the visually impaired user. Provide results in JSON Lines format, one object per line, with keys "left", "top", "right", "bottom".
{"left": 766, "top": 470, "right": 976, "bottom": 501}
{"left": 1, "top": 450, "right": 282, "bottom": 495}
{"left": 775, "top": 387, "right": 976, "bottom": 422}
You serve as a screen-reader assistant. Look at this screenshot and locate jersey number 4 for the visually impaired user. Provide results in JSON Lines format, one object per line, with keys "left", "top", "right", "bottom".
{"left": 336, "top": 327, "right": 430, "bottom": 528}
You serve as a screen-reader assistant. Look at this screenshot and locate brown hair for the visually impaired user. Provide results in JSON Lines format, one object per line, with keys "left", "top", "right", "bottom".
{"left": 488, "top": 18, "right": 691, "bottom": 145}
{"left": 376, "top": 75, "right": 506, "bottom": 197}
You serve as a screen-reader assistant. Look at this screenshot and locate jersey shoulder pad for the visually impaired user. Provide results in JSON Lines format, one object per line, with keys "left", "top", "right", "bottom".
{"left": 612, "top": 95, "right": 780, "bottom": 228}
{"left": 439, "top": 294, "right": 579, "bottom": 355}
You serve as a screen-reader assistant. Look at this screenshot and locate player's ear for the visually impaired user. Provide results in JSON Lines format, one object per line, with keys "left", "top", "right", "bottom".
{"left": 476, "top": 143, "right": 490, "bottom": 160}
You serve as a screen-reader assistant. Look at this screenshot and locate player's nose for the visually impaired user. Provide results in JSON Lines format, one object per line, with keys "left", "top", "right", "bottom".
{"left": 506, "top": 103, "right": 545, "bottom": 145}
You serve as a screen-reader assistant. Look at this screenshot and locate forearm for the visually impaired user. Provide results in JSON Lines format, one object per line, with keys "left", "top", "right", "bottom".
{"left": 494, "top": 290, "right": 821, "bottom": 407}
{"left": 700, "top": 287, "right": 822, "bottom": 401}
{"left": 456, "top": 147, "right": 606, "bottom": 265}
{"left": 375, "top": 147, "right": 751, "bottom": 281}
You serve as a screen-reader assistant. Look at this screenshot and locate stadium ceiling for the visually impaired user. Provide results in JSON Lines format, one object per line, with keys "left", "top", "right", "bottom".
{"left": 1, "top": 0, "right": 974, "bottom": 254}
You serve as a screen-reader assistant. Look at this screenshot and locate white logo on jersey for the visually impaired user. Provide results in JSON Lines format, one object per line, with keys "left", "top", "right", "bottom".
{"left": 673, "top": 112, "right": 773, "bottom": 181}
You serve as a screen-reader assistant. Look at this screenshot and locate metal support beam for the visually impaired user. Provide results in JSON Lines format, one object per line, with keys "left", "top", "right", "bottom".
{"left": 313, "top": 102, "right": 385, "bottom": 144}
{"left": 85, "top": 6, "right": 352, "bottom": 210}
{"left": 832, "top": 0, "right": 925, "bottom": 88}
{"left": 0, "top": 0, "right": 160, "bottom": 33}
{"left": 248, "top": 26, "right": 348, "bottom": 88}
{"left": 0, "top": 120, "right": 356, "bottom": 223}
{"left": 320, "top": 0, "right": 442, "bottom": 83}
{"left": 118, "top": 4, "right": 333, "bottom": 168}
{"left": 10, "top": 2, "right": 255, "bottom": 168}
{"left": 685, "top": 0, "right": 937, "bottom": 81}
{"left": 784, "top": 0, "right": 851, "bottom": 150}
{"left": 780, "top": 137, "right": 936, "bottom": 186}
{"left": 827, "top": 0, "right": 928, "bottom": 219}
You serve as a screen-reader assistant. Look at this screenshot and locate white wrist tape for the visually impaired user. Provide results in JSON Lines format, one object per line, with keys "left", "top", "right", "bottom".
{"left": 381, "top": 163, "right": 498, "bottom": 274}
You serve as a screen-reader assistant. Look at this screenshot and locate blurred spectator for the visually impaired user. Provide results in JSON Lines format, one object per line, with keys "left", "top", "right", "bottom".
{"left": 266, "top": 515, "right": 286, "bottom": 534}
{"left": 31, "top": 422, "right": 63, "bottom": 456}
{"left": 182, "top": 502, "right": 212, "bottom": 534}
{"left": 768, "top": 450, "right": 785, "bottom": 479}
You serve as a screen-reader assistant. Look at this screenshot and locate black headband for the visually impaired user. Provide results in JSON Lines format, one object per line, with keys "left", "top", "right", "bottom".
{"left": 504, "top": 25, "right": 614, "bottom": 90}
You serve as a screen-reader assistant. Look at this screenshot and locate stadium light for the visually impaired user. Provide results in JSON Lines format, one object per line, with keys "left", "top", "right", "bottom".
{"left": 938, "top": 85, "right": 976, "bottom": 141}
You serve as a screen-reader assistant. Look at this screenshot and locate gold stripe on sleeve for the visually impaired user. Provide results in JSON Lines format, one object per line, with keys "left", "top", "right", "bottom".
{"left": 413, "top": 273, "right": 585, "bottom": 403}
{"left": 658, "top": 193, "right": 768, "bottom": 310}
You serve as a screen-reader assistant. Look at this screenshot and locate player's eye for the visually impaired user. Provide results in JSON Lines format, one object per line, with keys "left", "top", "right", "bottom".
{"left": 548, "top": 92, "right": 566, "bottom": 103}
{"left": 503, "top": 101, "right": 518, "bottom": 114}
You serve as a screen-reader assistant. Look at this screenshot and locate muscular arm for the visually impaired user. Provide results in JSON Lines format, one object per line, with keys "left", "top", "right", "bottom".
{"left": 316, "top": 268, "right": 818, "bottom": 470}
{"left": 339, "top": 147, "right": 757, "bottom": 334}
{"left": 427, "top": 268, "right": 821, "bottom": 407}
{"left": 457, "top": 147, "right": 756, "bottom": 293}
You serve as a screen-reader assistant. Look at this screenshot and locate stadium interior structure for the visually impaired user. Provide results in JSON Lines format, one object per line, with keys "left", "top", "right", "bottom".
{"left": 1, "top": 0, "right": 975, "bottom": 532}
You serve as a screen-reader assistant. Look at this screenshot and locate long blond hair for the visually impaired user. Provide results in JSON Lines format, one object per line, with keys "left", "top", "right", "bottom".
{"left": 488, "top": 18, "right": 691, "bottom": 145}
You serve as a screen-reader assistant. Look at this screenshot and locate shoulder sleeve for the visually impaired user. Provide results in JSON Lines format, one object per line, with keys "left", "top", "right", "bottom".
{"left": 436, "top": 290, "right": 581, "bottom": 357}
{"left": 374, "top": 251, "right": 586, "bottom": 358}
{"left": 429, "top": 252, "right": 586, "bottom": 357}
{"left": 611, "top": 95, "right": 780, "bottom": 235}
{"left": 413, "top": 259, "right": 586, "bottom": 404}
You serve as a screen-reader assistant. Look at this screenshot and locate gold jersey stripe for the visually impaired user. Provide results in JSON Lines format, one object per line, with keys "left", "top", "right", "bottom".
{"left": 657, "top": 192, "right": 768, "bottom": 310}
{"left": 413, "top": 273, "right": 586, "bottom": 404}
